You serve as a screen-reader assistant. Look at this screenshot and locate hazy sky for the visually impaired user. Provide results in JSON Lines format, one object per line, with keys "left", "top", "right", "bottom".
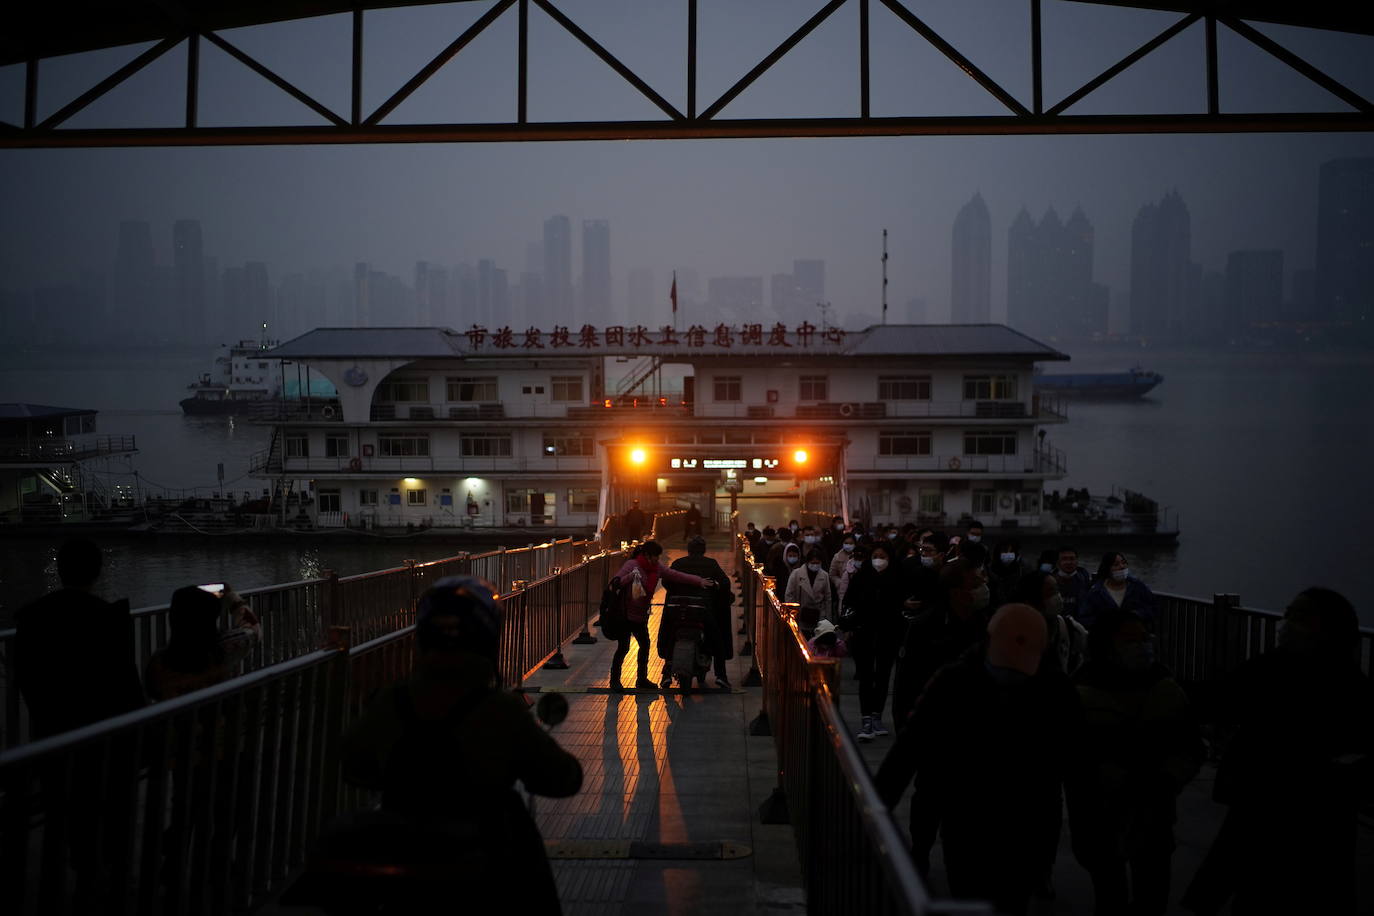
{"left": 2, "top": 0, "right": 1372, "bottom": 324}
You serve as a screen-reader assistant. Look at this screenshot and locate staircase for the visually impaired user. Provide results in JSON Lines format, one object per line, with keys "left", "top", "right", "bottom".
{"left": 615, "top": 356, "right": 661, "bottom": 399}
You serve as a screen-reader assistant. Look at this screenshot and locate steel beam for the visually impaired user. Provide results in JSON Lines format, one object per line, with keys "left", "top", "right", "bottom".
{"left": 1, "top": 112, "right": 1369, "bottom": 149}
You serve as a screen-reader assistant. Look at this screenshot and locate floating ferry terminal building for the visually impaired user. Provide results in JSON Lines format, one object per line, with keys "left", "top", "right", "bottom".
{"left": 259, "top": 323, "right": 1068, "bottom": 532}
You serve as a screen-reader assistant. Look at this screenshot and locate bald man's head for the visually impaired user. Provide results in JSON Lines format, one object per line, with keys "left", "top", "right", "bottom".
{"left": 987, "top": 603, "right": 1048, "bottom": 676}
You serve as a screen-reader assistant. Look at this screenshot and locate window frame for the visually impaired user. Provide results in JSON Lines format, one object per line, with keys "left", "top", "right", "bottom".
{"left": 963, "top": 429, "right": 1018, "bottom": 456}
{"left": 358, "top": 489, "right": 379, "bottom": 506}
{"left": 550, "top": 376, "right": 584, "bottom": 403}
{"left": 713, "top": 376, "right": 742, "bottom": 402}
{"left": 317, "top": 488, "right": 341, "bottom": 512}
{"left": 285, "top": 434, "right": 309, "bottom": 458}
{"left": 446, "top": 376, "right": 498, "bottom": 402}
{"left": 324, "top": 434, "right": 349, "bottom": 458}
{"left": 378, "top": 434, "right": 430, "bottom": 457}
{"left": 918, "top": 489, "right": 944, "bottom": 514}
{"left": 542, "top": 433, "right": 594, "bottom": 457}
{"left": 962, "top": 374, "right": 1018, "bottom": 401}
{"left": 460, "top": 433, "right": 513, "bottom": 458}
{"left": 375, "top": 378, "right": 430, "bottom": 402}
{"left": 567, "top": 488, "right": 599, "bottom": 513}
{"left": 406, "top": 488, "right": 428, "bottom": 506}
{"left": 798, "top": 375, "right": 828, "bottom": 401}
{"left": 877, "top": 375, "right": 932, "bottom": 400}
{"left": 878, "top": 429, "right": 932, "bottom": 456}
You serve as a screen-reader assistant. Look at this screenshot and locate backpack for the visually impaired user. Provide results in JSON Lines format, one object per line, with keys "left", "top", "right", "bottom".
{"left": 595, "top": 576, "right": 628, "bottom": 640}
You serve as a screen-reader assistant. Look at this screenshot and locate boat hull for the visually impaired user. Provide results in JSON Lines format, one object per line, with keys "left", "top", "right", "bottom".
{"left": 180, "top": 397, "right": 271, "bottom": 416}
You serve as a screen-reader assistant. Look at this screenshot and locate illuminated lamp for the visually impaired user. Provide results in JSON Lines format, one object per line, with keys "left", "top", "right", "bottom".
{"left": 404, "top": 477, "right": 419, "bottom": 485}
{"left": 793, "top": 449, "right": 809, "bottom": 464}
{"left": 630, "top": 447, "right": 647, "bottom": 465}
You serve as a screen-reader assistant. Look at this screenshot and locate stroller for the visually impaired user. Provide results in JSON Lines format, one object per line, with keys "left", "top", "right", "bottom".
{"left": 658, "top": 593, "right": 713, "bottom": 688}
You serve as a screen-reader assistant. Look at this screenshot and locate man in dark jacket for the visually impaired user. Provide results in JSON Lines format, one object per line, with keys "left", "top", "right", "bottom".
{"left": 765, "top": 527, "right": 794, "bottom": 588}
{"left": 1182, "top": 587, "right": 1372, "bottom": 915}
{"left": 663, "top": 536, "right": 735, "bottom": 689}
{"left": 875, "top": 603, "right": 1083, "bottom": 916}
{"left": 622, "top": 500, "right": 647, "bottom": 541}
{"left": 14, "top": 538, "right": 144, "bottom": 739}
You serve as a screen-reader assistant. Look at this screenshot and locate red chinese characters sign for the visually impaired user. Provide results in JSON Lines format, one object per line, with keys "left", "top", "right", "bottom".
{"left": 463, "top": 323, "right": 846, "bottom": 350}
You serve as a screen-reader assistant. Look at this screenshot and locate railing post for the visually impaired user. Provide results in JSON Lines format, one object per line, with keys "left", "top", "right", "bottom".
{"left": 543, "top": 572, "right": 570, "bottom": 670}
{"left": 573, "top": 557, "right": 598, "bottom": 644}
{"left": 743, "top": 571, "right": 765, "bottom": 686}
{"left": 1208, "top": 593, "right": 1241, "bottom": 680}
{"left": 321, "top": 568, "right": 339, "bottom": 635}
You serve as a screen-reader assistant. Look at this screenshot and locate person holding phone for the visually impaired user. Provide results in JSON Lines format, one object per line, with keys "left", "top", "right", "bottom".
{"left": 145, "top": 583, "right": 262, "bottom": 700}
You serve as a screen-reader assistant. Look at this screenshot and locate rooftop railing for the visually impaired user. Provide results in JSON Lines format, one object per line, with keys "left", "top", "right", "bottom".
{"left": 0, "top": 435, "right": 138, "bottom": 462}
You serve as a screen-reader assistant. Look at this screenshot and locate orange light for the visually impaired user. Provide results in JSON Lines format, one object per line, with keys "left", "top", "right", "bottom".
{"left": 603, "top": 399, "right": 612, "bottom": 408}
{"left": 793, "top": 449, "right": 809, "bottom": 464}
{"left": 630, "top": 447, "right": 647, "bottom": 465}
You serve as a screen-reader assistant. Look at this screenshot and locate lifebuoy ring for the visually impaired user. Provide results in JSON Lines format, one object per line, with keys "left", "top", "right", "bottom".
{"left": 839, "top": 403, "right": 855, "bottom": 417}
{"left": 348, "top": 457, "right": 362, "bottom": 472}
{"left": 321, "top": 405, "right": 336, "bottom": 419}
{"left": 947, "top": 456, "right": 962, "bottom": 470}
{"left": 999, "top": 495, "right": 1014, "bottom": 510}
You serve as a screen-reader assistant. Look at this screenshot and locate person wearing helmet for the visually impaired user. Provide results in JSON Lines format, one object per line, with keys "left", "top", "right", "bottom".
{"left": 874, "top": 603, "right": 1083, "bottom": 915}
{"left": 337, "top": 576, "right": 582, "bottom": 913}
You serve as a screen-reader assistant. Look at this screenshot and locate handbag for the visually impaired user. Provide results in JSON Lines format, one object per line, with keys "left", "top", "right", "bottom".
{"left": 596, "top": 577, "right": 628, "bottom": 640}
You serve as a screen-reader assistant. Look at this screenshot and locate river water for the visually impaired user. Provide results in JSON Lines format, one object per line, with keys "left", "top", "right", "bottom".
{"left": 1, "top": 345, "right": 1371, "bottom": 625}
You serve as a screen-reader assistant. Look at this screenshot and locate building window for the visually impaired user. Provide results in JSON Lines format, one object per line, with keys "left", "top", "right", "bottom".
{"left": 285, "top": 435, "right": 309, "bottom": 458}
{"left": 725, "top": 431, "right": 751, "bottom": 445}
{"left": 461, "top": 434, "right": 512, "bottom": 457}
{"left": 407, "top": 489, "right": 427, "bottom": 506}
{"left": 506, "top": 488, "right": 535, "bottom": 514}
{"left": 318, "top": 488, "right": 341, "bottom": 512}
{"left": 865, "top": 489, "right": 891, "bottom": 514}
{"left": 799, "top": 375, "right": 828, "bottom": 401}
{"left": 962, "top": 374, "right": 1018, "bottom": 400}
{"left": 963, "top": 429, "right": 1018, "bottom": 455}
{"left": 543, "top": 434, "right": 593, "bottom": 456}
{"left": 713, "top": 376, "right": 742, "bottom": 402}
{"left": 258, "top": 362, "right": 269, "bottom": 369}
{"left": 325, "top": 434, "right": 349, "bottom": 458}
{"left": 551, "top": 376, "right": 584, "bottom": 402}
{"left": 375, "top": 379, "right": 429, "bottom": 401}
{"left": 378, "top": 434, "right": 429, "bottom": 457}
{"left": 972, "top": 489, "right": 996, "bottom": 515}
{"left": 878, "top": 375, "right": 931, "bottom": 400}
{"left": 918, "top": 489, "right": 944, "bottom": 514}
{"left": 1016, "top": 491, "right": 1041, "bottom": 514}
{"left": 878, "top": 430, "right": 931, "bottom": 456}
{"left": 521, "top": 385, "right": 546, "bottom": 395}
{"left": 446, "top": 376, "right": 497, "bottom": 401}
{"left": 567, "top": 488, "right": 599, "bottom": 512}
{"left": 359, "top": 489, "right": 379, "bottom": 506}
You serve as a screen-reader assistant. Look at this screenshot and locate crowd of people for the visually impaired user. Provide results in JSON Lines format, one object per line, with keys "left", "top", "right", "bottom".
{"left": 742, "top": 516, "right": 1372, "bottom": 916}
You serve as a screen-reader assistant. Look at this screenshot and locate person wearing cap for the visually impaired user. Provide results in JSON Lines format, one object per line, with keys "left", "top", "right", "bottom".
{"left": 874, "top": 603, "right": 1084, "bottom": 915}
{"left": 338, "top": 576, "right": 582, "bottom": 914}
{"left": 661, "top": 535, "right": 734, "bottom": 689}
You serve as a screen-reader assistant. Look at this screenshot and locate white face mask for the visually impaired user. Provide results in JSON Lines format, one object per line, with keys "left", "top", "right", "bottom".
{"left": 886, "top": 532, "right": 898, "bottom": 540}
{"left": 804, "top": 535, "right": 818, "bottom": 545}
{"left": 807, "top": 563, "right": 822, "bottom": 573}
{"left": 787, "top": 554, "right": 800, "bottom": 564}
{"left": 842, "top": 542, "right": 854, "bottom": 552}
{"left": 790, "top": 523, "right": 799, "bottom": 531}
{"left": 920, "top": 555, "right": 935, "bottom": 568}
{"left": 1111, "top": 567, "right": 1129, "bottom": 582}
{"left": 871, "top": 558, "right": 889, "bottom": 572}
{"left": 966, "top": 534, "right": 981, "bottom": 544}
{"left": 1039, "top": 563, "right": 1053, "bottom": 573}
{"left": 999, "top": 552, "right": 1017, "bottom": 565}
{"left": 834, "top": 523, "right": 844, "bottom": 530}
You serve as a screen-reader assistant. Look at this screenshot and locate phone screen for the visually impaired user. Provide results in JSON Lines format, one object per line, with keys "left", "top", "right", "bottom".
{"left": 198, "top": 584, "right": 225, "bottom": 597}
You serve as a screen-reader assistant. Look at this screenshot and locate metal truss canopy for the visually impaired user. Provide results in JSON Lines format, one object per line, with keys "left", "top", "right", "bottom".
{"left": 1, "top": 0, "right": 1371, "bottom": 148}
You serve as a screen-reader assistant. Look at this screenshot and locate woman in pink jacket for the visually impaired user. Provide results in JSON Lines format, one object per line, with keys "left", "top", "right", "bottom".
{"left": 611, "top": 541, "right": 715, "bottom": 691}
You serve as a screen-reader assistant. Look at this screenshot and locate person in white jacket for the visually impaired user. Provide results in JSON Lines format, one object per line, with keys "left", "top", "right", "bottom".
{"left": 785, "top": 548, "right": 833, "bottom": 636}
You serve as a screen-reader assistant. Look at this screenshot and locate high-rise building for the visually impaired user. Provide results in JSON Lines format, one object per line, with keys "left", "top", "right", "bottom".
{"left": 770, "top": 272, "right": 799, "bottom": 315}
{"left": 708, "top": 276, "right": 764, "bottom": 320}
{"left": 173, "top": 220, "right": 205, "bottom": 344}
{"left": 1315, "top": 157, "right": 1374, "bottom": 331}
{"left": 951, "top": 193, "right": 991, "bottom": 323}
{"left": 428, "top": 267, "right": 450, "bottom": 328}
{"left": 793, "top": 259, "right": 825, "bottom": 308}
{"left": 543, "top": 215, "right": 573, "bottom": 321}
{"left": 581, "top": 219, "right": 611, "bottom": 323}
{"left": 223, "top": 266, "right": 247, "bottom": 336}
{"left": 1006, "top": 205, "right": 1104, "bottom": 339}
{"left": 1225, "top": 250, "right": 1284, "bottom": 332}
{"left": 1129, "top": 190, "right": 1193, "bottom": 340}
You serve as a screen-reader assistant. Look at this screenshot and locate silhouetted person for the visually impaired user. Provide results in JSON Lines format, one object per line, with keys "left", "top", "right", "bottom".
{"left": 1069, "top": 611, "right": 1202, "bottom": 916}
{"left": 683, "top": 502, "right": 702, "bottom": 538}
{"left": 335, "top": 577, "right": 583, "bottom": 914}
{"left": 663, "top": 535, "right": 734, "bottom": 689}
{"left": 14, "top": 537, "right": 143, "bottom": 738}
{"left": 144, "top": 585, "right": 261, "bottom": 700}
{"left": 622, "top": 499, "right": 647, "bottom": 541}
{"left": 1182, "top": 588, "right": 1372, "bottom": 915}
{"left": 611, "top": 541, "right": 714, "bottom": 690}
{"left": 875, "top": 604, "right": 1082, "bottom": 915}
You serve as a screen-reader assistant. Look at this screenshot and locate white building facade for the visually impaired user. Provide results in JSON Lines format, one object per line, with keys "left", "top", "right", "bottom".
{"left": 257, "top": 324, "right": 1068, "bottom": 532}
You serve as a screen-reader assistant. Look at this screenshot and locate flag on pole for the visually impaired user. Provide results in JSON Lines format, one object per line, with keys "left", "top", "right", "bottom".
{"left": 670, "top": 271, "right": 677, "bottom": 317}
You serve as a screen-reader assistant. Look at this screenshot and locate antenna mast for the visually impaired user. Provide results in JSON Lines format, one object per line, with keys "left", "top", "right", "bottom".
{"left": 881, "top": 229, "right": 889, "bottom": 325}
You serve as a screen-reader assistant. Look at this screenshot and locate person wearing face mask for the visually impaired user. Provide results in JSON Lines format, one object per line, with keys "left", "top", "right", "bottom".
{"left": 767, "top": 538, "right": 800, "bottom": 593}
{"left": 837, "top": 544, "right": 907, "bottom": 741}
{"left": 1013, "top": 572, "right": 1087, "bottom": 677}
{"left": 1182, "top": 588, "right": 1372, "bottom": 916}
{"left": 1035, "top": 549, "right": 1057, "bottom": 577}
{"left": 888, "top": 557, "right": 991, "bottom": 735}
{"left": 784, "top": 548, "right": 833, "bottom": 636}
{"left": 1082, "top": 553, "right": 1157, "bottom": 630}
{"left": 988, "top": 538, "right": 1026, "bottom": 608}
{"left": 754, "top": 526, "right": 777, "bottom": 562}
{"left": 964, "top": 520, "right": 985, "bottom": 546}
{"left": 834, "top": 542, "right": 867, "bottom": 618}
{"left": 876, "top": 604, "right": 1083, "bottom": 915}
{"left": 1068, "top": 611, "right": 1202, "bottom": 916}
{"left": 821, "top": 515, "right": 847, "bottom": 561}
{"left": 799, "top": 526, "right": 826, "bottom": 566}
{"left": 828, "top": 534, "right": 857, "bottom": 583}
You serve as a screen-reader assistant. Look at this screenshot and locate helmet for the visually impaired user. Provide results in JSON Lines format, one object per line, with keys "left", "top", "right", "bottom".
{"left": 415, "top": 576, "right": 502, "bottom": 664}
